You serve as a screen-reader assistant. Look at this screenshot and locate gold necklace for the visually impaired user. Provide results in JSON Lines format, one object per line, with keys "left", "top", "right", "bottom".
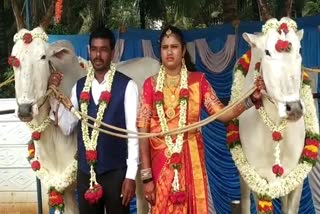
{"left": 163, "top": 74, "right": 180, "bottom": 119}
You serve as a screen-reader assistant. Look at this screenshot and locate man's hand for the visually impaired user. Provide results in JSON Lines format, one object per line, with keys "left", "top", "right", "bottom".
{"left": 48, "top": 72, "right": 63, "bottom": 88}
{"left": 251, "top": 76, "right": 266, "bottom": 109}
{"left": 121, "top": 178, "right": 136, "bottom": 206}
{"left": 143, "top": 181, "right": 156, "bottom": 206}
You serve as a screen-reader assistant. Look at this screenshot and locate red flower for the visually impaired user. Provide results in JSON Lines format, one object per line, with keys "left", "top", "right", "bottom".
{"left": 99, "top": 91, "right": 111, "bottom": 103}
{"left": 179, "top": 88, "right": 189, "bottom": 100}
{"left": 49, "top": 190, "right": 64, "bottom": 206}
{"left": 80, "top": 92, "right": 90, "bottom": 103}
{"left": 255, "top": 62, "right": 261, "bottom": 71}
{"left": 227, "top": 132, "right": 240, "bottom": 144}
{"left": 302, "top": 149, "right": 317, "bottom": 160}
{"left": 84, "top": 184, "right": 103, "bottom": 204}
{"left": 226, "top": 124, "right": 238, "bottom": 132}
{"left": 239, "top": 58, "right": 249, "bottom": 72}
{"left": 86, "top": 150, "right": 97, "bottom": 164}
{"left": 272, "top": 131, "right": 282, "bottom": 141}
{"left": 272, "top": 164, "right": 284, "bottom": 177}
{"left": 275, "top": 40, "right": 292, "bottom": 52}
{"left": 27, "top": 143, "right": 35, "bottom": 159}
{"left": 31, "top": 160, "right": 41, "bottom": 171}
{"left": 23, "top": 33, "right": 33, "bottom": 44}
{"left": 170, "top": 153, "right": 181, "bottom": 164}
{"left": 279, "top": 23, "right": 289, "bottom": 34}
{"left": 32, "top": 131, "right": 41, "bottom": 140}
{"left": 153, "top": 91, "right": 164, "bottom": 104}
{"left": 8, "top": 56, "right": 20, "bottom": 67}
{"left": 305, "top": 139, "right": 319, "bottom": 147}
{"left": 169, "top": 191, "right": 186, "bottom": 204}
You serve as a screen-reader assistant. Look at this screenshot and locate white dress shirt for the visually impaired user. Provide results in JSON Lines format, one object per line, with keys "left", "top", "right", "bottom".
{"left": 51, "top": 73, "right": 139, "bottom": 180}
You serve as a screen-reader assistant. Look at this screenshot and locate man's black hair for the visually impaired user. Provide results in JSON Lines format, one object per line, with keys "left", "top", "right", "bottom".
{"left": 89, "top": 27, "right": 115, "bottom": 50}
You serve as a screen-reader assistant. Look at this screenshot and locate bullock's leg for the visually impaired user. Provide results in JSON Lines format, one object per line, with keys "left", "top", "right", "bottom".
{"left": 240, "top": 175, "right": 251, "bottom": 214}
{"left": 136, "top": 170, "right": 149, "bottom": 214}
{"left": 63, "top": 183, "right": 79, "bottom": 214}
{"left": 281, "top": 183, "right": 303, "bottom": 214}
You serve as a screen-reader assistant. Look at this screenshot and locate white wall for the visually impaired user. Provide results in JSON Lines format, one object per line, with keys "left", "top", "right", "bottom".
{"left": 0, "top": 98, "right": 37, "bottom": 203}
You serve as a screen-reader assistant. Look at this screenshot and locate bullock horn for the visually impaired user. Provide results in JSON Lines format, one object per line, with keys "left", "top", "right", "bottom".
{"left": 11, "top": 0, "right": 25, "bottom": 30}
{"left": 40, "top": 0, "right": 56, "bottom": 30}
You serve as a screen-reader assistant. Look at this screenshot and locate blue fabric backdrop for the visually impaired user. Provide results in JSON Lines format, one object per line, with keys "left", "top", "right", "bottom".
{"left": 48, "top": 15, "right": 320, "bottom": 213}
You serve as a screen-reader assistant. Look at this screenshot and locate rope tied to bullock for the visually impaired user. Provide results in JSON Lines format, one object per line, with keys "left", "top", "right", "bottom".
{"left": 48, "top": 85, "right": 256, "bottom": 139}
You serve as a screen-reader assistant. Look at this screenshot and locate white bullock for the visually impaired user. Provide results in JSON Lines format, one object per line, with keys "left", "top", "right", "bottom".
{"left": 11, "top": 27, "right": 83, "bottom": 214}
{"left": 228, "top": 17, "right": 319, "bottom": 213}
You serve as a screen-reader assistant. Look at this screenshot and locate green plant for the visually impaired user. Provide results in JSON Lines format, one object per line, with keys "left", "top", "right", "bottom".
{"left": 303, "top": 0, "right": 320, "bottom": 16}
{"left": 0, "top": 66, "right": 15, "bottom": 98}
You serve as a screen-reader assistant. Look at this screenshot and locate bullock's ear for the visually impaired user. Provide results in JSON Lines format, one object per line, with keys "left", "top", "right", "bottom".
{"left": 52, "top": 48, "right": 71, "bottom": 59}
{"left": 243, "top": 33, "right": 258, "bottom": 48}
{"left": 296, "top": 29, "right": 304, "bottom": 41}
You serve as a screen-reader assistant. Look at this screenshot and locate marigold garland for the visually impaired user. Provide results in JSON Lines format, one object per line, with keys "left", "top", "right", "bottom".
{"left": 54, "top": 0, "right": 63, "bottom": 24}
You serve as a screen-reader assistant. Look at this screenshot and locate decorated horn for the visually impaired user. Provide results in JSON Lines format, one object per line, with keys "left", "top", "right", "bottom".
{"left": 11, "top": 0, "right": 24, "bottom": 30}
{"left": 40, "top": 0, "right": 56, "bottom": 30}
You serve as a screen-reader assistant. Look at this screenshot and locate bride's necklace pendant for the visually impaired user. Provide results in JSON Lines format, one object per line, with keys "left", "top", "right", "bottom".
{"left": 165, "top": 107, "right": 176, "bottom": 119}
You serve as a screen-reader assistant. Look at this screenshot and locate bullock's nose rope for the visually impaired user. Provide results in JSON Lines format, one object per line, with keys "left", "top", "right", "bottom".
{"left": 49, "top": 85, "right": 256, "bottom": 139}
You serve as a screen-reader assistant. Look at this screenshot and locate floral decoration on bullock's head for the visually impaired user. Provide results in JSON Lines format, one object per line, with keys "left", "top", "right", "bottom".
{"left": 275, "top": 40, "right": 292, "bottom": 52}
{"left": 262, "top": 18, "right": 298, "bottom": 35}
{"left": 8, "top": 56, "right": 20, "bottom": 67}
{"left": 13, "top": 29, "right": 48, "bottom": 44}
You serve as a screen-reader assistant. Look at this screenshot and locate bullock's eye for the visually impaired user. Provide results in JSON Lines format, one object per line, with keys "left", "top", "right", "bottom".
{"left": 40, "top": 55, "right": 46, "bottom": 60}
{"left": 265, "top": 50, "right": 271, "bottom": 56}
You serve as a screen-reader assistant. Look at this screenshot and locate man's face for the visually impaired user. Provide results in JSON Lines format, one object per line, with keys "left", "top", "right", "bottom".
{"left": 89, "top": 38, "right": 114, "bottom": 72}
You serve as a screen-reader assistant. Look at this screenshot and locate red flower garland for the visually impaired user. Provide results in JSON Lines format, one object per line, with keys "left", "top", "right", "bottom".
{"left": 258, "top": 198, "right": 273, "bottom": 214}
{"left": 23, "top": 33, "right": 33, "bottom": 44}
{"left": 99, "top": 91, "right": 112, "bottom": 103}
{"left": 84, "top": 184, "right": 103, "bottom": 204}
{"left": 226, "top": 121, "right": 240, "bottom": 148}
{"left": 237, "top": 50, "right": 251, "bottom": 75}
{"left": 80, "top": 92, "right": 91, "bottom": 103}
{"left": 169, "top": 191, "right": 186, "bottom": 204}
{"left": 275, "top": 40, "right": 292, "bottom": 52}
{"left": 48, "top": 188, "right": 64, "bottom": 211}
{"left": 170, "top": 152, "right": 182, "bottom": 169}
{"left": 272, "top": 131, "right": 282, "bottom": 141}
{"left": 8, "top": 56, "right": 20, "bottom": 67}
{"left": 272, "top": 164, "right": 284, "bottom": 177}
{"left": 179, "top": 88, "right": 189, "bottom": 100}
{"left": 32, "top": 131, "right": 41, "bottom": 140}
{"left": 153, "top": 91, "right": 164, "bottom": 104}
{"left": 31, "top": 160, "right": 41, "bottom": 171}
{"left": 86, "top": 150, "right": 98, "bottom": 165}
{"left": 27, "top": 142, "right": 35, "bottom": 160}
{"left": 278, "top": 23, "right": 289, "bottom": 34}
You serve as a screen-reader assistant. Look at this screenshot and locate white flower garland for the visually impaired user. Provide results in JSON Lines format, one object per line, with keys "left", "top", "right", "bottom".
{"left": 262, "top": 18, "right": 297, "bottom": 35}
{"left": 229, "top": 67, "right": 318, "bottom": 199}
{"left": 80, "top": 62, "right": 116, "bottom": 187}
{"left": 26, "top": 117, "right": 78, "bottom": 193}
{"left": 155, "top": 64, "right": 188, "bottom": 192}
{"left": 155, "top": 64, "right": 188, "bottom": 156}
{"left": 13, "top": 30, "right": 48, "bottom": 43}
